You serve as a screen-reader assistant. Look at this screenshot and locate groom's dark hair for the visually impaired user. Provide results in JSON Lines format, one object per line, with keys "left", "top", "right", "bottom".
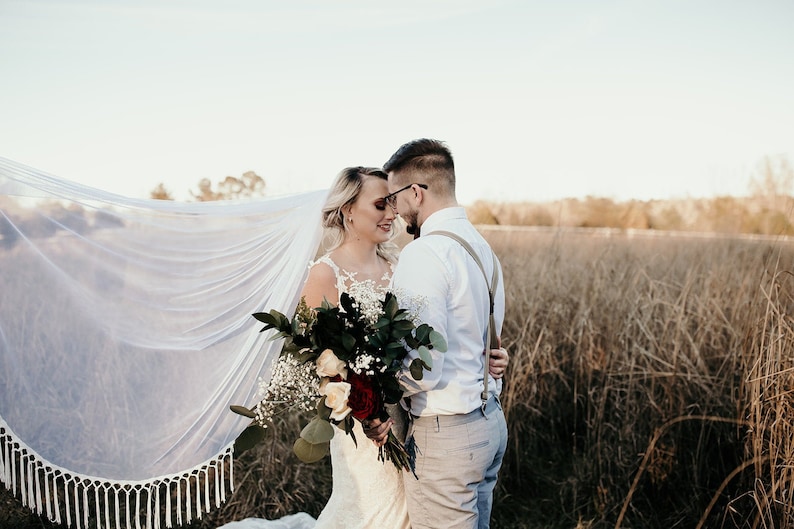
{"left": 383, "top": 138, "right": 455, "bottom": 196}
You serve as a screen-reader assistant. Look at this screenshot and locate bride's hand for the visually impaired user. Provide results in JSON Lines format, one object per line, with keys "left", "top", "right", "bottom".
{"left": 362, "top": 417, "right": 393, "bottom": 447}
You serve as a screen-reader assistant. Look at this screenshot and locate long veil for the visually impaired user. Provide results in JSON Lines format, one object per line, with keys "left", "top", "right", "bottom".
{"left": 0, "top": 157, "right": 327, "bottom": 528}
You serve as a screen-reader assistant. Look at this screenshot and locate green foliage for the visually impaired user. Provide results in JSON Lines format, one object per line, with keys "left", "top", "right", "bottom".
{"left": 240, "top": 291, "right": 445, "bottom": 468}
{"left": 234, "top": 424, "right": 267, "bottom": 456}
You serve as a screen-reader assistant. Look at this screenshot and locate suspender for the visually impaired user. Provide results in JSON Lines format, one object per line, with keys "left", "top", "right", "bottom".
{"left": 429, "top": 231, "right": 500, "bottom": 414}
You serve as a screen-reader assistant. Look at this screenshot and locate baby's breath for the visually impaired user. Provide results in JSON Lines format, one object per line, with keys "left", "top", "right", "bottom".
{"left": 390, "top": 287, "right": 428, "bottom": 325}
{"left": 254, "top": 353, "right": 319, "bottom": 427}
{"left": 350, "top": 352, "right": 382, "bottom": 377}
{"left": 347, "top": 280, "right": 387, "bottom": 326}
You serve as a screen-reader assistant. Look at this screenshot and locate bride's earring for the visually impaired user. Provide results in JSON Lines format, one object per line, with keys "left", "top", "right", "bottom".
{"left": 346, "top": 217, "right": 360, "bottom": 241}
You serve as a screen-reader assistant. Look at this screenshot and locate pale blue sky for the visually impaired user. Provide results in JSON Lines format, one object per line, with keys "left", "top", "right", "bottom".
{"left": 1, "top": 0, "right": 792, "bottom": 203}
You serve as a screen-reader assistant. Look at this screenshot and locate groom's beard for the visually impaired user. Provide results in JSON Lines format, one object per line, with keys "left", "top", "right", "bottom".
{"left": 402, "top": 209, "right": 420, "bottom": 237}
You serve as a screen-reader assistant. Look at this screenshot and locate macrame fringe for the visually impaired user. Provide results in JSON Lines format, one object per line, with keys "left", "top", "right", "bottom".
{"left": 0, "top": 420, "right": 235, "bottom": 529}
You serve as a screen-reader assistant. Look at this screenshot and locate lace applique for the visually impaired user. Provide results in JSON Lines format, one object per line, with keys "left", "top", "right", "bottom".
{"left": 311, "top": 254, "right": 391, "bottom": 306}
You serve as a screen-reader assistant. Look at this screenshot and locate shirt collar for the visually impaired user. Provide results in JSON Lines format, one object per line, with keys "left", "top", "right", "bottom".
{"left": 420, "top": 206, "right": 467, "bottom": 235}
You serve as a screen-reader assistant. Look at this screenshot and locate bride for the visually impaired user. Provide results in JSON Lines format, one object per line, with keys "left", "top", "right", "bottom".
{"left": 222, "top": 166, "right": 508, "bottom": 529}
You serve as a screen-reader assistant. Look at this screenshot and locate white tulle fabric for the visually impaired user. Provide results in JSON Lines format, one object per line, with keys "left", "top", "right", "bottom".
{"left": 0, "top": 156, "right": 326, "bottom": 528}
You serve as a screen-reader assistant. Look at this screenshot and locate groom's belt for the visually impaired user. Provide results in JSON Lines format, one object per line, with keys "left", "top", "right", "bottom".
{"left": 410, "top": 395, "right": 500, "bottom": 428}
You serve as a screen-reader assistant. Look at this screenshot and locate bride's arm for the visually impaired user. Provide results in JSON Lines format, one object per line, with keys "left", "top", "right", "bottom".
{"left": 300, "top": 262, "right": 338, "bottom": 309}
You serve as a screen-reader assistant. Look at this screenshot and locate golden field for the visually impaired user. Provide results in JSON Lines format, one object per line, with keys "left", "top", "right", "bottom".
{"left": 3, "top": 226, "right": 793, "bottom": 529}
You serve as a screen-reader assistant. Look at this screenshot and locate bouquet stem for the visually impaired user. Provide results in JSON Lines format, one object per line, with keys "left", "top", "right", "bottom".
{"left": 378, "top": 430, "right": 416, "bottom": 477}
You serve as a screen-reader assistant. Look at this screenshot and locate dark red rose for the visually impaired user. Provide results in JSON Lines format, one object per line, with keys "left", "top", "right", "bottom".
{"left": 347, "top": 371, "right": 381, "bottom": 420}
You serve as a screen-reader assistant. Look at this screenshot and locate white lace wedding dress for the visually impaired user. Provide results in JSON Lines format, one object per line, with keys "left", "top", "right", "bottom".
{"left": 219, "top": 255, "right": 410, "bottom": 529}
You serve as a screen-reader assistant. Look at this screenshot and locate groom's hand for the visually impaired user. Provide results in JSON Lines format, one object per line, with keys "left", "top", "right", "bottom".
{"left": 362, "top": 417, "right": 393, "bottom": 447}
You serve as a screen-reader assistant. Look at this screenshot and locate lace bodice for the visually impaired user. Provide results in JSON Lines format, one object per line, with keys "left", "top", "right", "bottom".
{"left": 313, "top": 254, "right": 392, "bottom": 303}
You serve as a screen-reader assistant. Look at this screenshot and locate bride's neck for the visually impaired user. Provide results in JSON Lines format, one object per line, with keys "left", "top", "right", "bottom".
{"left": 336, "top": 240, "right": 381, "bottom": 267}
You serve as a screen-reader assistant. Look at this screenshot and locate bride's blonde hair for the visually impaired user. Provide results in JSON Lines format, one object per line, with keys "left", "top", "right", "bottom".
{"left": 321, "top": 166, "right": 397, "bottom": 263}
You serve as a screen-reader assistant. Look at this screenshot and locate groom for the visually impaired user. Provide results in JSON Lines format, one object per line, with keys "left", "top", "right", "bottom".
{"left": 366, "top": 138, "right": 508, "bottom": 529}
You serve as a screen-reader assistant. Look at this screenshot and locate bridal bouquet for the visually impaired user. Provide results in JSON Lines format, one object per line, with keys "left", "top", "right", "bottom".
{"left": 231, "top": 290, "right": 446, "bottom": 472}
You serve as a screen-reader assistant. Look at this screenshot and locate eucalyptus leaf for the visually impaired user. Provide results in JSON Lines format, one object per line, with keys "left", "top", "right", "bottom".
{"left": 429, "top": 330, "right": 448, "bottom": 352}
{"left": 403, "top": 335, "right": 419, "bottom": 350}
{"left": 293, "top": 438, "right": 330, "bottom": 463}
{"left": 233, "top": 424, "right": 267, "bottom": 456}
{"left": 414, "top": 324, "right": 430, "bottom": 343}
{"left": 417, "top": 345, "right": 433, "bottom": 370}
{"left": 300, "top": 417, "right": 336, "bottom": 443}
{"left": 316, "top": 397, "right": 332, "bottom": 421}
{"left": 409, "top": 358, "right": 425, "bottom": 380}
{"left": 229, "top": 405, "right": 257, "bottom": 419}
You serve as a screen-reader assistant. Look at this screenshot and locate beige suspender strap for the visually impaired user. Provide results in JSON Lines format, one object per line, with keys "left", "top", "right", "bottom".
{"left": 430, "top": 230, "right": 500, "bottom": 413}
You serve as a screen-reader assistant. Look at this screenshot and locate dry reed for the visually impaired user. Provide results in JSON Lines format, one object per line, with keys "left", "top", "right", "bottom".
{"left": 3, "top": 227, "right": 793, "bottom": 529}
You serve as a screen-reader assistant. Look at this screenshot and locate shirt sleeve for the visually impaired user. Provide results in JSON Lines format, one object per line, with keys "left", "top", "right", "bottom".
{"left": 391, "top": 240, "right": 450, "bottom": 397}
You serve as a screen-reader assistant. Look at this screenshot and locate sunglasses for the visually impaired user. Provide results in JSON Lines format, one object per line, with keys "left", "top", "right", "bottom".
{"left": 382, "top": 183, "right": 428, "bottom": 209}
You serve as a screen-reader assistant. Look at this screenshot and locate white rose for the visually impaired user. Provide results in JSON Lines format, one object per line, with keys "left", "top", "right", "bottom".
{"left": 323, "top": 381, "right": 352, "bottom": 421}
{"left": 316, "top": 349, "right": 348, "bottom": 379}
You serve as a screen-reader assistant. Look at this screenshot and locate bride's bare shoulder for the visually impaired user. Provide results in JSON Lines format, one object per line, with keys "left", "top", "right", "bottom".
{"left": 307, "top": 257, "right": 337, "bottom": 282}
{"left": 302, "top": 257, "right": 339, "bottom": 307}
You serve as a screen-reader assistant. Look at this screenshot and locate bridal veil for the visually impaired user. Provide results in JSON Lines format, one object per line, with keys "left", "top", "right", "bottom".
{"left": 0, "top": 157, "right": 326, "bottom": 528}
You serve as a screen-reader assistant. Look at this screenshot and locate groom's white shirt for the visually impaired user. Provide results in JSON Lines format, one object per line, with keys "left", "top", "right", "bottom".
{"left": 392, "top": 206, "right": 505, "bottom": 417}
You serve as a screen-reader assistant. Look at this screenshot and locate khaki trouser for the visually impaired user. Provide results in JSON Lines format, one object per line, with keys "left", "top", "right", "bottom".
{"left": 403, "top": 396, "right": 508, "bottom": 529}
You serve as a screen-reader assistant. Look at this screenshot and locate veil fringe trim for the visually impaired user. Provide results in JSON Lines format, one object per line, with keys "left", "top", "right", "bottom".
{"left": 1, "top": 417, "right": 235, "bottom": 529}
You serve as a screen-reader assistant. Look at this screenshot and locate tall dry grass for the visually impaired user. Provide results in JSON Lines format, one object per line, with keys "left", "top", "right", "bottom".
{"left": 484, "top": 227, "right": 793, "bottom": 528}
{"left": 3, "top": 227, "right": 793, "bottom": 528}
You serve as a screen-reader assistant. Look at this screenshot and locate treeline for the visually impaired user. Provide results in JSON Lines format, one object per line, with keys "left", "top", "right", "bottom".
{"left": 150, "top": 171, "right": 265, "bottom": 201}
{"left": 467, "top": 155, "right": 794, "bottom": 236}
{"left": 3, "top": 157, "right": 792, "bottom": 251}
{"left": 466, "top": 194, "right": 794, "bottom": 236}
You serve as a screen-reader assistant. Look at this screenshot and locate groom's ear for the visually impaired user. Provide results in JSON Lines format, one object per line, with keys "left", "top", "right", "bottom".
{"left": 412, "top": 184, "right": 425, "bottom": 206}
